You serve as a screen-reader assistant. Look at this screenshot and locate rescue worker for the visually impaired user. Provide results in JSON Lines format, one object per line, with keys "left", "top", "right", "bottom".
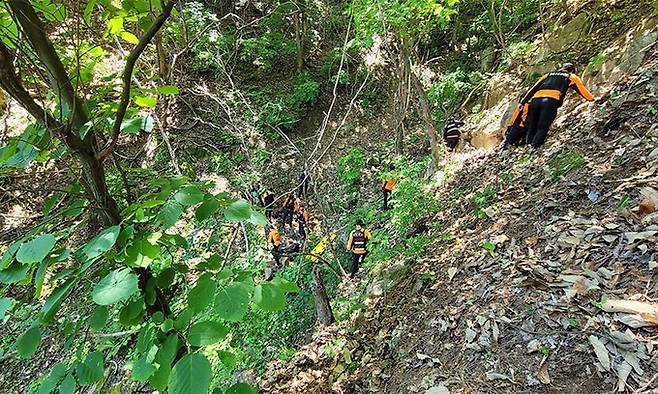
{"left": 501, "top": 102, "right": 530, "bottom": 150}
{"left": 267, "top": 225, "right": 283, "bottom": 267}
{"left": 346, "top": 219, "right": 372, "bottom": 279}
{"left": 259, "top": 190, "right": 275, "bottom": 219}
{"left": 520, "top": 63, "right": 594, "bottom": 148}
{"left": 442, "top": 118, "right": 464, "bottom": 152}
{"left": 381, "top": 169, "right": 397, "bottom": 211}
{"left": 281, "top": 194, "right": 300, "bottom": 227}
{"left": 296, "top": 206, "right": 310, "bottom": 240}
{"left": 298, "top": 170, "right": 311, "bottom": 197}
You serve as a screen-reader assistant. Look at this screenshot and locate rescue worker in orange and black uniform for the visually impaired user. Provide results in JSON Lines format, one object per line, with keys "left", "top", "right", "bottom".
{"left": 520, "top": 63, "right": 594, "bottom": 148}
{"left": 501, "top": 102, "right": 530, "bottom": 150}
{"left": 442, "top": 119, "right": 464, "bottom": 152}
{"left": 259, "top": 190, "right": 275, "bottom": 219}
{"left": 296, "top": 206, "right": 310, "bottom": 240}
{"left": 281, "top": 194, "right": 300, "bottom": 228}
{"left": 346, "top": 219, "right": 372, "bottom": 279}
{"left": 267, "top": 226, "right": 283, "bottom": 267}
{"left": 381, "top": 176, "right": 397, "bottom": 211}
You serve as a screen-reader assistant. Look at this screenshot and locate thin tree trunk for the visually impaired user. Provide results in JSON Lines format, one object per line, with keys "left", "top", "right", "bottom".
{"left": 155, "top": 32, "right": 168, "bottom": 79}
{"left": 293, "top": 11, "right": 304, "bottom": 72}
{"left": 401, "top": 41, "right": 443, "bottom": 166}
{"left": 311, "top": 264, "right": 334, "bottom": 326}
{"left": 8, "top": 0, "right": 120, "bottom": 226}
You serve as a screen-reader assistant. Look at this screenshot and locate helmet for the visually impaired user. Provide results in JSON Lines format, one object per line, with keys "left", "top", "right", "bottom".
{"left": 561, "top": 63, "right": 576, "bottom": 73}
{"left": 355, "top": 219, "right": 364, "bottom": 226}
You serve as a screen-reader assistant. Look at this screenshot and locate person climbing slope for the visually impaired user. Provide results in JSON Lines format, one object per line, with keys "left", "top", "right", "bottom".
{"left": 346, "top": 219, "right": 372, "bottom": 279}
{"left": 520, "top": 63, "right": 595, "bottom": 148}
{"left": 296, "top": 206, "right": 310, "bottom": 240}
{"left": 501, "top": 102, "right": 530, "bottom": 150}
{"left": 281, "top": 194, "right": 300, "bottom": 227}
{"left": 442, "top": 118, "right": 464, "bottom": 152}
{"left": 267, "top": 225, "right": 283, "bottom": 267}
{"left": 381, "top": 168, "right": 397, "bottom": 211}
{"left": 259, "top": 189, "right": 275, "bottom": 219}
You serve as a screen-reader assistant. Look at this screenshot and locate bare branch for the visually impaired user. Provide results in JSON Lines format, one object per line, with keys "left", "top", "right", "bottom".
{"left": 98, "top": 0, "right": 177, "bottom": 161}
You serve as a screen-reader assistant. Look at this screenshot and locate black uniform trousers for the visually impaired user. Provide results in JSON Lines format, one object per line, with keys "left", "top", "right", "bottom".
{"left": 525, "top": 97, "right": 561, "bottom": 148}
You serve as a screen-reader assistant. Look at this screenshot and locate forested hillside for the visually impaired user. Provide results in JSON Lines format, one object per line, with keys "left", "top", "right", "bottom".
{"left": 0, "top": 0, "right": 657, "bottom": 393}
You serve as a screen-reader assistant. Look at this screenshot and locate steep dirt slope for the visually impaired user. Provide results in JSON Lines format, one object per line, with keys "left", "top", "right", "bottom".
{"left": 258, "top": 51, "right": 658, "bottom": 394}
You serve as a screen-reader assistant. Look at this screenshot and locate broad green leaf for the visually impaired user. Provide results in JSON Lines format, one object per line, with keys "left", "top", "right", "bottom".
{"left": 75, "top": 352, "right": 104, "bottom": 386}
{"left": 187, "top": 320, "right": 228, "bottom": 346}
{"left": 248, "top": 210, "right": 268, "bottom": 226}
{"left": 214, "top": 283, "right": 249, "bottom": 322}
{"left": 217, "top": 350, "right": 237, "bottom": 370}
{"left": 0, "top": 297, "right": 15, "bottom": 320}
{"left": 173, "top": 308, "right": 194, "bottom": 331}
{"left": 157, "top": 85, "right": 180, "bottom": 95}
{"left": 224, "top": 199, "right": 252, "bottom": 221}
{"left": 226, "top": 383, "right": 258, "bottom": 394}
{"left": 34, "top": 258, "right": 49, "bottom": 298}
{"left": 121, "top": 116, "right": 154, "bottom": 134}
{"left": 196, "top": 255, "right": 221, "bottom": 271}
{"left": 41, "top": 278, "right": 75, "bottom": 322}
{"left": 0, "top": 240, "right": 22, "bottom": 270}
{"left": 132, "top": 344, "right": 159, "bottom": 382}
{"left": 42, "top": 192, "right": 62, "bottom": 216}
{"left": 0, "top": 262, "right": 30, "bottom": 284}
{"left": 158, "top": 201, "right": 183, "bottom": 229}
{"left": 156, "top": 268, "right": 176, "bottom": 288}
{"left": 38, "top": 362, "right": 66, "bottom": 394}
{"left": 59, "top": 373, "right": 76, "bottom": 394}
{"left": 119, "top": 297, "right": 145, "bottom": 327}
{"left": 187, "top": 273, "right": 216, "bottom": 313}
{"left": 253, "top": 283, "right": 285, "bottom": 312}
{"left": 16, "top": 234, "right": 56, "bottom": 264}
{"left": 125, "top": 239, "right": 161, "bottom": 268}
{"left": 272, "top": 277, "right": 301, "bottom": 293}
{"left": 168, "top": 353, "right": 211, "bottom": 394}
{"left": 16, "top": 326, "right": 41, "bottom": 359}
{"left": 134, "top": 95, "right": 157, "bottom": 108}
{"left": 92, "top": 268, "right": 139, "bottom": 305}
{"left": 120, "top": 31, "right": 139, "bottom": 44}
{"left": 195, "top": 198, "right": 220, "bottom": 221}
{"left": 82, "top": 225, "right": 120, "bottom": 260}
{"left": 149, "top": 334, "right": 179, "bottom": 391}
{"left": 88, "top": 306, "right": 108, "bottom": 331}
{"left": 106, "top": 16, "right": 123, "bottom": 35}
{"left": 174, "top": 186, "right": 204, "bottom": 206}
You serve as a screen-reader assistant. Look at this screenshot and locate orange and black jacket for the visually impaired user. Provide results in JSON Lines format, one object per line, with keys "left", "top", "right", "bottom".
{"left": 382, "top": 178, "right": 397, "bottom": 191}
{"left": 267, "top": 229, "right": 281, "bottom": 247}
{"left": 347, "top": 227, "right": 372, "bottom": 255}
{"left": 508, "top": 103, "right": 529, "bottom": 128}
{"left": 521, "top": 72, "right": 594, "bottom": 106}
{"left": 283, "top": 195, "right": 300, "bottom": 212}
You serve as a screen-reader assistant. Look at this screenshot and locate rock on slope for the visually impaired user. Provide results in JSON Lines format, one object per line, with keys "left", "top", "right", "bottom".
{"left": 259, "top": 45, "right": 658, "bottom": 394}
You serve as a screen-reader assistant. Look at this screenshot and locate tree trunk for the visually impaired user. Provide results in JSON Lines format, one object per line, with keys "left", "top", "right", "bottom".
{"left": 394, "top": 41, "right": 411, "bottom": 155}
{"left": 76, "top": 151, "right": 121, "bottom": 226}
{"left": 311, "top": 264, "right": 334, "bottom": 326}
{"left": 155, "top": 31, "right": 168, "bottom": 79}
{"left": 293, "top": 12, "right": 304, "bottom": 72}
{"left": 402, "top": 42, "right": 443, "bottom": 166}
{"left": 8, "top": 0, "right": 120, "bottom": 227}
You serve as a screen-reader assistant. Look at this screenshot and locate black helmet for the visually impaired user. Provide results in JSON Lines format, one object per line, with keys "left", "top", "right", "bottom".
{"left": 562, "top": 63, "right": 576, "bottom": 73}
{"left": 355, "top": 219, "right": 364, "bottom": 226}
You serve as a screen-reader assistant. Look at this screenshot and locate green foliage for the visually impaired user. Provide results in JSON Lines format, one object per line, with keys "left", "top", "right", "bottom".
{"left": 350, "top": 0, "right": 459, "bottom": 44}
{"left": 92, "top": 268, "right": 139, "bottom": 305}
{"left": 428, "top": 69, "right": 481, "bottom": 123}
{"left": 168, "top": 353, "right": 212, "bottom": 394}
{"left": 240, "top": 31, "right": 296, "bottom": 69}
{"left": 252, "top": 72, "right": 321, "bottom": 132}
{"left": 337, "top": 148, "right": 365, "bottom": 193}
{"left": 549, "top": 151, "right": 585, "bottom": 178}
{"left": 587, "top": 52, "right": 607, "bottom": 73}
{"left": 472, "top": 186, "right": 497, "bottom": 218}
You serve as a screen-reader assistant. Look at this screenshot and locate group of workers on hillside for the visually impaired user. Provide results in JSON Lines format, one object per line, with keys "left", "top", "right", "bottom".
{"left": 262, "top": 178, "right": 310, "bottom": 271}
{"left": 441, "top": 62, "right": 596, "bottom": 152}
{"left": 258, "top": 62, "right": 593, "bottom": 282}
